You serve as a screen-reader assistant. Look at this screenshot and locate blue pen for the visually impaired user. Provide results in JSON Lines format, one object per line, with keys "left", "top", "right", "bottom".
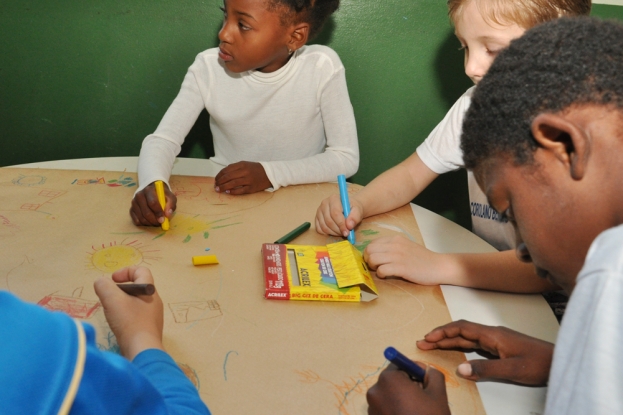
{"left": 384, "top": 346, "right": 426, "bottom": 382}
{"left": 337, "top": 174, "right": 356, "bottom": 244}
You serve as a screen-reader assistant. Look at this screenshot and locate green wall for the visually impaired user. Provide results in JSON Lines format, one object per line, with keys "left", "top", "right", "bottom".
{"left": 1, "top": 2, "right": 621, "bottom": 228}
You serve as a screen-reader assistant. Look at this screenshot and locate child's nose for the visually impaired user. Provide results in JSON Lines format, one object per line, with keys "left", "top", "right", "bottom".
{"left": 218, "top": 20, "right": 232, "bottom": 43}
{"left": 464, "top": 54, "right": 486, "bottom": 82}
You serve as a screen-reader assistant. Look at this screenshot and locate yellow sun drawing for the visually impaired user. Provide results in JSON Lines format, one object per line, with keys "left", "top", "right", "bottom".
{"left": 86, "top": 239, "right": 161, "bottom": 273}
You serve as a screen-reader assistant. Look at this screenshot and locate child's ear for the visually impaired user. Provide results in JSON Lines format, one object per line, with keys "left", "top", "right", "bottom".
{"left": 531, "top": 113, "right": 590, "bottom": 180}
{"left": 288, "top": 23, "right": 310, "bottom": 52}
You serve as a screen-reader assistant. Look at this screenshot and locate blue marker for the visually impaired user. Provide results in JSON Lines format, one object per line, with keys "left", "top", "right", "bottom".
{"left": 384, "top": 346, "right": 426, "bottom": 382}
{"left": 337, "top": 174, "right": 355, "bottom": 244}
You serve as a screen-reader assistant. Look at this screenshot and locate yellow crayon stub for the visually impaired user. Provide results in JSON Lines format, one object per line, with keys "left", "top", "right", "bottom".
{"left": 192, "top": 255, "right": 219, "bottom": 266}
{"left": 154, "top": 180, "right": 170, "bottom": 231}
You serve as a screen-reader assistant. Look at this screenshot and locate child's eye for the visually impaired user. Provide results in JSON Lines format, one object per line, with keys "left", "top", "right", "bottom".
{"left": 486, "top": 48, "right": 501, "bottom": 56}
{"left": 458, "top": 45, "right": 467, "bottom": 51}
{"left": 239, "top": 22, "right": 251, "bottom": 31}
{"left": 219, "top": 6, "right": 227, "bottom": 17}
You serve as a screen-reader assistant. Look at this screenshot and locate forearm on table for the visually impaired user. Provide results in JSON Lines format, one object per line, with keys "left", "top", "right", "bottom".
{"left": 440, "top": 250, "right": 559, "bottom": 293}
{"left": 356, "top": 153, "right": 438, "bottom": 218}
{"left": 261, "top": 147, "right": 358, "bottom": 190}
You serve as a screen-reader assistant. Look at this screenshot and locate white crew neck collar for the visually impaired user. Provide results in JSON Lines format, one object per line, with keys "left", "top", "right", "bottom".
{"left": 246, "top": 47, "right": 302, "bottom": 84}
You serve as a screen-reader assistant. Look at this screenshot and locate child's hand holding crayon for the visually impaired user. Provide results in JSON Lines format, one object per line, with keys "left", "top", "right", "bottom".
{"left": 315, "top": 193, "right": 364, "bottom": 239}
{"left": 94, "top": 266, "right": 164, "bottom": 361}
{"left": 214, "top": 161, "right": 272, "bottom": 195}
{"left": 367, "top": 362, "right": 449, "bottom": 415}
{"left": 130, "top": 181, "right": 177, "bottom": 227}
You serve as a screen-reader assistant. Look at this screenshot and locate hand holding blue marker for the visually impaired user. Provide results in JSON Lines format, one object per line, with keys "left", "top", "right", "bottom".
{"left": 384, "top": 346, "right": 426, "bottom": 382}
{"left": 337, "top": 174, "right": 355, "bottom": 245}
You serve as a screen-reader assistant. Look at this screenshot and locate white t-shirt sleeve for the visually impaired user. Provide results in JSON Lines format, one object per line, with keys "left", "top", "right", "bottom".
{"left": 545, "top": 225, "right": 623, "bottom": 415}
{"left": 137, "top": 57, "right": 207, "bottom": 192}
{"left": 416, "top": 86, "right": 475, "bottom": 174}
{"left": 260, "top": 66, "right": 359, "bottom": 190}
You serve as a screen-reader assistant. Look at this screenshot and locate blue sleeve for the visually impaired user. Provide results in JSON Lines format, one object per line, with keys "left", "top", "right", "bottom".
{"left": 71, "top": 325, "right": 210, "bottom": 415}
{"left": 133, "top": 349, "right": 211, "bottom": 415}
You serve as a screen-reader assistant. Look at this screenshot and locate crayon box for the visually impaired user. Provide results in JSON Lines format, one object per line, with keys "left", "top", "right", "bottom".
{"left": 262, "top": 240, "right": 378, "bottom": 302}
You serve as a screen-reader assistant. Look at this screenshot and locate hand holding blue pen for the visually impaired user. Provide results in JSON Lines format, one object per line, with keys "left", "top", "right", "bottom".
{"left": 337, "top": 175, "right": 356, "bottom": 245}
{"left": 384, "top": 346, "right": 426, "bottom": 382}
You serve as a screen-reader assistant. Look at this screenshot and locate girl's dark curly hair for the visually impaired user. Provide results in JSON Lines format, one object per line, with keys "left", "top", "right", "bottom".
{"left": 461, "top": 17, "right": 623, "bottom": 170}
{"left": 269, "top": 0, "right": 339, "bottom": 40}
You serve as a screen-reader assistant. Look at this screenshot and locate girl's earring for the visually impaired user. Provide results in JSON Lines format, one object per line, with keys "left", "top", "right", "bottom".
{"left": 288, "top": 48, "right": 294, "bottom": 55}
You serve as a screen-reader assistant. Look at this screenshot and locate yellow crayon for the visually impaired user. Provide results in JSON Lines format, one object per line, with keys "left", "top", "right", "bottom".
{"left": 192, "top": 255, "right": 219, "bottom": 266}
{"left": 154, "top": 181, "right": 170, "bottom": 231}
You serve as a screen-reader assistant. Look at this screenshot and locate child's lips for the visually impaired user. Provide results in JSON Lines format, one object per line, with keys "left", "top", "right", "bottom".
{"left": 218, "top": 47, "right": 233, "bottom": 61}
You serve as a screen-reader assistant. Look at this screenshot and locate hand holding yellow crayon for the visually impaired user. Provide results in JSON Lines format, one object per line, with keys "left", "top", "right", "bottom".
{"left": 154, "top": 181, "right": 170, "bottom": 231}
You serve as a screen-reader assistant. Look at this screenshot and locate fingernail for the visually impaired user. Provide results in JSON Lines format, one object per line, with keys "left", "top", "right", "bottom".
{"left": 225, "top": 190, "right": 230, "bottom": 194}
{"left": 215, "top": 186, "right": 220, "bottom": 192}
{"left": 458, "top": 363, "right": 472, "bottom": 377}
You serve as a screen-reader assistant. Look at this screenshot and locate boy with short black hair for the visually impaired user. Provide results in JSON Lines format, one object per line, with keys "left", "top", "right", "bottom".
{"left": 366, "top": 16, "right": 623, "bottom": 415}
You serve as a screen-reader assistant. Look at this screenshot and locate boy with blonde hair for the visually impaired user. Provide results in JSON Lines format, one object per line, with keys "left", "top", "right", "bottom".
{"left": 315, "top": 0, "right": 591, "bottom": 294}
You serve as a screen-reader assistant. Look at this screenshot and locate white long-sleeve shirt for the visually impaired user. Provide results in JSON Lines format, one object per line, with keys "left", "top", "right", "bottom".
{"left": 137, "top": 45, "right": 359, "bottom": 191}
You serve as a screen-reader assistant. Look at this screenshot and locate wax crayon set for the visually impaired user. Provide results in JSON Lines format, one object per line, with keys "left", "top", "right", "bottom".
{"left": 262, "top": 240, "right": 378, "bottom": 302}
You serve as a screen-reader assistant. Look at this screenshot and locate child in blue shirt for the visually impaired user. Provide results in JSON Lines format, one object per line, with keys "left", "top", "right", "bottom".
{"left": 0, "top": 266, "right": 210, "bottom": 414}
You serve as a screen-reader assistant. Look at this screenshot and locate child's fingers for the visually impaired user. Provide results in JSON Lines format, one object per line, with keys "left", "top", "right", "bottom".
{"left": 112, "top": 266, "right": 155, "bottom": 285}
{"left": 226, "top": 185, "right": 251, "bottom": 195}
{"left": 325, "top": 196, "right": 350, "bottom": 237}
{"left": 94, "top": 276, "right": 125, "bottom": 306}
{"left": 315, "top": 196, "right": 342, "bottom": 236}
{"left": 215, "top": 174, "right": 246, "bottom": 193}
{"left": 164, "top": 188, "right": 177, "bottom": 217}
{"left": 131, "top": 189, "right": 163, "bottom": 226}
{"left": 422, "top": 366, "right": 448, "bottom": 400}
{"left": 214, "top": 163, "right": 243, "bottom": 188}
{"left": 111, "top": 266, "right": 138, "bottom": 284}
{"left": 131, "top": 193, "right": 157, "bottom": 226}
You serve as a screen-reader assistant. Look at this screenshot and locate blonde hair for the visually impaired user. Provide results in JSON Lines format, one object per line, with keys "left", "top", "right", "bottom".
{"left": 448, "top": 0, "right": 591, "bottom": 29}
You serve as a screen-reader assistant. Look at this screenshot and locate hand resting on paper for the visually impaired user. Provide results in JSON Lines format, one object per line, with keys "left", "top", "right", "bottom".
{"left": 130, "top": 182, "right": 177, "bottom": 227}
{"left": 417, "top": 320, "right": 554, "bottom": 386}
{"left": 363, "top": 235, "right": 449, "bottom": 284}
{"left": 94, "top": 266, "right": 165, "bottom": 361}
{"left": 367, "top": 362, "right": 451, "bottom": 415}
{"left": 315, "top": 193, "right": 364, "bottom": 239}
{"left": 214, "top": 161, "right": 272, "bottom": 195}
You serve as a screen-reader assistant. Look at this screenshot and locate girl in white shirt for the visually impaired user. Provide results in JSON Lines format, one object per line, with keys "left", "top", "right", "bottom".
{"left": 131, "top": 0, "right": 358, "bottom": 226}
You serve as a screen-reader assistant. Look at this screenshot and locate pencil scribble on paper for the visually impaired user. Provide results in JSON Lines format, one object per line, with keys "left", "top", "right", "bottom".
{"left": 295, "top": 363, "right": 388, "bottom": 415}
{"left": 178, "top": 362, "right": 201, "bottom": 390}
{"left": 169, "top": 176, "right": 274, "bottom": 214}
{"left": 38, "top": 287, "right": 102, "bottom": 319}
{"left": 2, "top": 175, "right": 67, "bottom": 217}
{"left": 223, "top": 350, "right": 239, "bottom": 381}
{"left": 152, "top": 213, "right": 242, "bottom": 243}
{"left": 169, "top": 300, "right": 222, "bottom": 323}
{"left": 97, "top": 331, "right": 120, "bottom": 354}
{"left": 12, "top": 174, "right": 47, "bottom": 187}
{"left": 71, "top": 173, "right": 136, "bottom": 188}
{"left": 0, "top": 214, "right": 20, "bottom": 236}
